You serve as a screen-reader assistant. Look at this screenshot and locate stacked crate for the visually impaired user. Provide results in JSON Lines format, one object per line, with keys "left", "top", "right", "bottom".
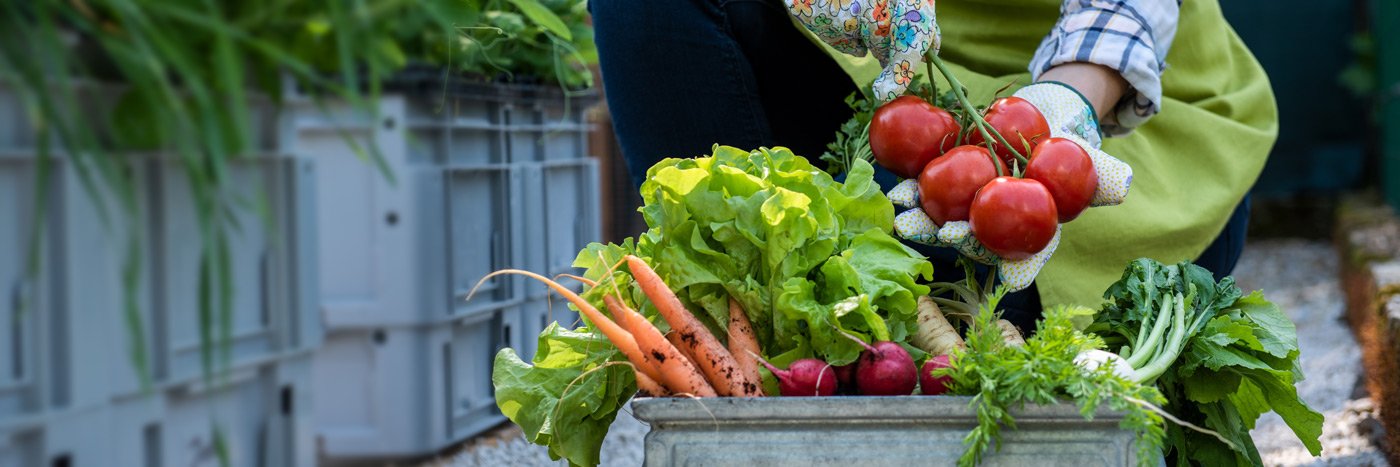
{"left": 0, "top": 82, "right": 319, "bottom": 467}
{"left": 284, "top": 82, "right": 597, "bottom": 462}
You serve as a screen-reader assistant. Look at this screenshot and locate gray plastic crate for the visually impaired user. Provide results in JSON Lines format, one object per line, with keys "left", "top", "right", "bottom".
{"left": 286, "top": 86, "right": 595, "bottom": 329}
{"left": 445, "top": 309, "right": 514, "bottom": 442}
{"left": 0, "top": 431, "right": 40, "bottom": 467}
{"left": 542, "top": 160, "right": 601, "bottom": 277}
{"left": 2, "top": 354, "right": 315, "bottom": 467}
{"left": 0, "top": 154, "right": 40, "bottom": 425}
{"left": 632, "top": 396, "right": 1143, "bottom": 466}
{"left": 0, "top": 79, "right": 313, "bottom": 465}
{"left": 285, "top": 93, "right": 526, "bottom": 328}
{"left": 503, "top": 95, "right": 591, "bottom": 164}
{"left": 312, "top": 308, "right": 517, "bottom": 462}
{"left": 147, "top": 156, "right": 319, "bottom": 387}
{"left": 446, "top": 165, "right": 519, "bottom": 317}
{"left": 515, "top": 159, "right": 601, "bottom": 299}
{"left": 0, "top": 153, "right": 157, "bottom": 425}
{"left": 0, "top": 154, "right": 316, "bottom": 465}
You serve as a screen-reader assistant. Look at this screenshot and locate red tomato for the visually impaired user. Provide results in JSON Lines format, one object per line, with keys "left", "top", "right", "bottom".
{"left": 965, "top": 97, "right": 1050, "bottom": 168}
{"left": 969, "top": 177, "right": 1058, "bottom": 260}
{"left": 870, "top": 95, "right": 962, "bottom": 179}
{"left": 917, "top": 145, "right": 1007, "bottom": 225}
{"left": 1024, "top": 137, "right": 1098, "bottom": 222}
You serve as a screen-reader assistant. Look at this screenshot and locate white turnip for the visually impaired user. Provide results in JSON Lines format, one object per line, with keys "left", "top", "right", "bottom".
{"left": 1074, "top": 349, "right": 1135, "bottom": 379}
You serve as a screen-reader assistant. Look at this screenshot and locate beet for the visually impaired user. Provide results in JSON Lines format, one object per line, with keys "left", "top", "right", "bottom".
{"left": 854, "top": 341, "right": 917, "bottom": 395}
{"left": 756, "top": 356, "right": 838, "bottom": 397}
{"left": 834, "top": 363, "right": 858, "bottom": 395}
{"left": 919, "top": 354, "right": 953, "bottom": 395}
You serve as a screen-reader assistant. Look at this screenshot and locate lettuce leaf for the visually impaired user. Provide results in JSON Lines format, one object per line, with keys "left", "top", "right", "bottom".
{"left": 492, "top": 324, "right": 636, "bottom": 466}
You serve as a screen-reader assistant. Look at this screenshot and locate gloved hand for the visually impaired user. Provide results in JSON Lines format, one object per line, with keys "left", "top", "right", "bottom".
{"left": 888, "top": 82, "right": 1134, "bottom": 291}
{"left": 786, "top": 0, "right": 939, "bottom": 103}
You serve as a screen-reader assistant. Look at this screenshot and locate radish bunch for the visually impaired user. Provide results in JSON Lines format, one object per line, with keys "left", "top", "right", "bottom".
{"left": 755, "top": 335, "right": 958, "bottom": 397}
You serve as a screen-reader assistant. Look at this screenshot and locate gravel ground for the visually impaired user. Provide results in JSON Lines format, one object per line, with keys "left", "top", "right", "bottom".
{"left": 432, "top": 239, "right": 1387, "bottom": 467}
{"left": 1234, "top": 239, "right": 1388, "bottom": 466}
{"left": 424, "top": 407, "right": 646, "bottom": 467}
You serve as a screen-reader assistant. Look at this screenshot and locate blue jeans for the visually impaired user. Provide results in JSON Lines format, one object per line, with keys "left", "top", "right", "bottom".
{"left": 591, "top": 0, "right": 1250, "bottom": 333}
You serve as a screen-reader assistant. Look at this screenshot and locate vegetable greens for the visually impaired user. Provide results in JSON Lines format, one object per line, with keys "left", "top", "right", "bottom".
{"left": 818, "top": 92, "right": 876, "bottom": 176}
{"left": 945, "top": 294, "right": 1167, "bottom": 467}
{"left": 492, "top": 146, "right": 933, "bottom": 466}
{"left": 492, "top": 324, "right": 636, "bottom": 466}
{"left": 1091, "top": 259, "right": 1323, "bottom": 466}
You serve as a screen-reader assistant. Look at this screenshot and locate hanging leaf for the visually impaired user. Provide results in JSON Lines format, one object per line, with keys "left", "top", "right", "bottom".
{"left": 506, "top": 0, "right": 573, "bottom": 41}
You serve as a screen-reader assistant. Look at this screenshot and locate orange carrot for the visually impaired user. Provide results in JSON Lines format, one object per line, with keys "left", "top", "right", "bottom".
{"left": 556, "top": 274, "right": 598, "bottom": 288}
{"left": 624, "top": 255, "right": 763, "bottom": 397}
{"left": 471, "top": 270, "right": 663, "bottom": 384}
{"left": 634, "top": 371, "right": 668, "bottom": 397}
{"left": 726, "top": 298, "right": 763, "bottom": 393}
{"left": 603, "top": 295, "right": 716, "bottom": 397}
{"left": 665, "top": 331, "right": 698, "bottom": 364}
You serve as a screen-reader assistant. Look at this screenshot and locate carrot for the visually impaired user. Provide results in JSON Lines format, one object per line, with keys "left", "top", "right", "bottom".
{"left": 912, "top": 295, "right": 965, "bottom": 356}
{"left": 665, "top": 331, "right": 698, "bottom": 364}
{"left": 634, "top": 371, "right": 668, "bottom": 397}
{"left": 603, "top": 295, "right": 717, "bottom": 397}
{"left": 556, "top": 274, "right": 597, "bottom": 288}
{"left": 471, "top": 269, "right": 663, "bottom": 385}
{"left": 726, "top": 298, "right": 763, "bottom": 392}
{"left": 624, "top": 255, "right": 763, "bottom": 397}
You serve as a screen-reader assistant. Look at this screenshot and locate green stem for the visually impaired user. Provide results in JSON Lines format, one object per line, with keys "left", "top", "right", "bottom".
{"left": 931, "top": 296, "right": 978, "bottom": 318}
{"left": 1135, "top": 292, "right": 1209, "bottom": 384}
{"left": 1126, "top": 293, "right": 1174, "bottom": 368}
{"left": 926, "top": 53, "right": 1031, "bottom": 172}
{"left": 932, "top": 281, "right": 980, "bottom": 307}
{"left": 925, "top": 58, "right": 938, "bottom": 103}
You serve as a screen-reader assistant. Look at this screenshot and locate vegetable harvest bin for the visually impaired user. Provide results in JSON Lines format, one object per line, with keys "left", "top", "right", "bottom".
{"left": 631, "top": 396, "right": 1142, "bottom": 466}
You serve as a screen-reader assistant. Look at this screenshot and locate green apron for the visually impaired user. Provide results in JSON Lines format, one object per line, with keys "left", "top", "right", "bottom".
{"left": 804, "top": 0, "right": 1277, "bottom": 307}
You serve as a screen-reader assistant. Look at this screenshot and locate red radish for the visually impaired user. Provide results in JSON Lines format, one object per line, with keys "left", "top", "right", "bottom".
{"left": 920, "top": 355, "right": 954, "bottom": 395}
{"left": 834, "top": 363, "right": 858, "bottom": 395}
{"left": 841, "top": 332, "right": 918, "bottom": 396}
{"left": 752, "top": 352, "right": 838, "bottom": 397}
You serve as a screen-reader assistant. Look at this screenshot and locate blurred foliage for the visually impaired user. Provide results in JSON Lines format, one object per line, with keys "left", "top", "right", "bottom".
{"left": 1339, "top": 32, "right": 1376, "bottom": 100}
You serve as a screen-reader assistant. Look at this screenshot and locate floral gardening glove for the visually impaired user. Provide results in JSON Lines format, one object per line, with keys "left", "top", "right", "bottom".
{"left": 787, "top": 0, "right": 939, "bottom": 103}
{"left": 887, "top": 82, "right": 1133, "bottom": 292}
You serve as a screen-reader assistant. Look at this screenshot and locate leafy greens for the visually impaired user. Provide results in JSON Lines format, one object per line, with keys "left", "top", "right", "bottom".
{"left": 945, "top": 294, "right": 1168, "bottom": 467}
{"left": 1090, "top": 259, "right": 1323, "bottom": 466}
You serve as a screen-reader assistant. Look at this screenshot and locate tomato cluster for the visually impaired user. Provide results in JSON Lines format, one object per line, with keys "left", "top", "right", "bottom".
{"left": 869, "top": 95, "right": 1098, "bottom": 260}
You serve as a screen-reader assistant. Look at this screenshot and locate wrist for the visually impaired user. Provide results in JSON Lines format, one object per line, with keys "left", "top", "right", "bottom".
{"left": 1037, "top": 63, "right": 1128, "bottom": 123}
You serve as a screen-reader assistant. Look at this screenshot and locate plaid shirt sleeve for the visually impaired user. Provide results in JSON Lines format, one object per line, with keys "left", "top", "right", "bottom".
{"left": 1028, "top": 0, "right": 1180, "bottom": 136}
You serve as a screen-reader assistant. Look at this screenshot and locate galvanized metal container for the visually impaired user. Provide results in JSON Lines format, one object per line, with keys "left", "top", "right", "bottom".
{"left": 631, "top": 396, "right": 1142, "bottom": 467}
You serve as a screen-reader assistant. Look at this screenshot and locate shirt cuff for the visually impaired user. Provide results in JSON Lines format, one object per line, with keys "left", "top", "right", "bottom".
{"left": 1028, "top": 1, "right": 1179, "bottom": 136}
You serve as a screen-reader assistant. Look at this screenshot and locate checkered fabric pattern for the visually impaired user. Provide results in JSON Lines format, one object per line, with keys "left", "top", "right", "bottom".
{"left": 1028, "top": 0, "right": 1180, "bottom": 136}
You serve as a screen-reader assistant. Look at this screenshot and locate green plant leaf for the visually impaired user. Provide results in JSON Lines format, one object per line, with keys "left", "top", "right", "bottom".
{"left": 506, "top": 0, "right": 572, "bottom": 41}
